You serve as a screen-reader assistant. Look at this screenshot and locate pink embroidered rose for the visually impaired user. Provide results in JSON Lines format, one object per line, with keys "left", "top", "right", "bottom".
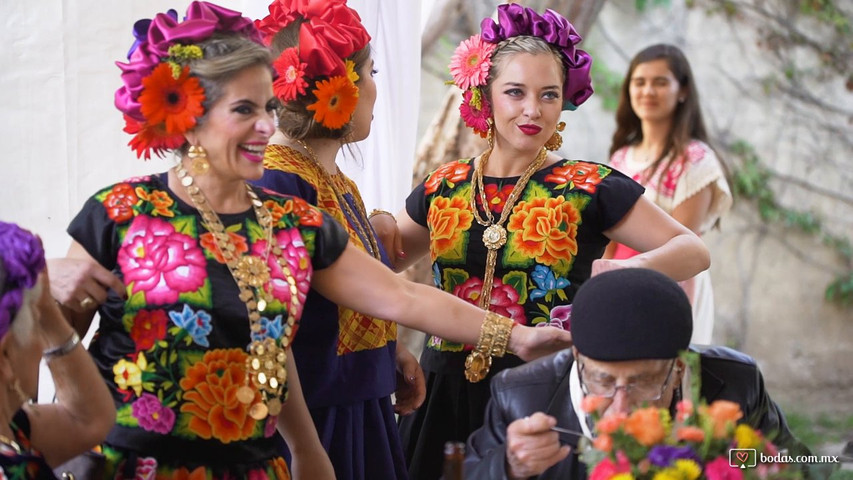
{"left": 131, "top": 393, "right": 175, "bottom": 434}
{"left": 452, "top": 277, "right": 526, "bottom": 323}
{"left": 252, "top": 228, "right": 311, "bottom": 317}
{"left": 118, "top": 216, "right": 207, "bottom": 305}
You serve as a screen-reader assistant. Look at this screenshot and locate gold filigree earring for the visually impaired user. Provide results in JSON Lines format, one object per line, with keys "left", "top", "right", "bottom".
{"left": 188, "top": 145, "right": 210, "bottom": 176}
{"left": 486, "top": 118, "right": 495, "bottom": 150}
{"left": 544, "top": 121, "right": 566, "bottom": 151}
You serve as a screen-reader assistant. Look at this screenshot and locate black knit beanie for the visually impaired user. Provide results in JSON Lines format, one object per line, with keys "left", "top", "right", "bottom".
{"left": 570, "top": 268, "right": 692, "bottom": 361}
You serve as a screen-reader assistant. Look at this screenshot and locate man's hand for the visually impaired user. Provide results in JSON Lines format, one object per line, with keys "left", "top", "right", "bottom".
{"left": 47, "top": 257, "right": 126, "bottom": 312}
{"left": 506, "top": 413, "right": 570, "bottom": 480}
{"left": 394, "top": 344, "right": 425, "bottom": 415}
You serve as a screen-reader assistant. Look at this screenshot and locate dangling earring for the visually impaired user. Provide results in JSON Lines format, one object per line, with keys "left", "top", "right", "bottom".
{"left": 486, "top": 118, "right": 495, "bottom": 150}
{"left": 188, "top": 145, "right": 210, "bottom": 176}
{"left": 544, "top": 121, "right": 566, "bottom": 151}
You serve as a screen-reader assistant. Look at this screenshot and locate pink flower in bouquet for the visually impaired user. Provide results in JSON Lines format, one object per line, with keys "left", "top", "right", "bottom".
{"left": 676, "top": 399, "right": 694, "bottom": 422}
{"left": 589, "top": 451, "right": 631, "bottom": 480}
{"left": 705, "top": 456, "right": 743, "bottom": 480}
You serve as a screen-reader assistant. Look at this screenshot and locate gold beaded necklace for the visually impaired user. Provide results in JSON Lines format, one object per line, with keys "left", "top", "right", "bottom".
{"left": 294, "top": 140, "right": 381, "bottom": 260}
{"left": 0, "top": 434, "right": 21, "bottom": 455}
{"left": 469, "top": 146, "right": 547, "bottom": 309}
{"left": 174, "top": 164, "right": 300, "bottom": 420}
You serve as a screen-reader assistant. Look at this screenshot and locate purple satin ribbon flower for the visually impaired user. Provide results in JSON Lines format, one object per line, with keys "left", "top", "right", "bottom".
{"left": 480, "top": 3, "right": 593, "bottom": 110}
{"left": 0, "top": 222, "right": 45, "bottom": 340}
{"left": 115, "top": 1, "right": 263, "bottom": 121}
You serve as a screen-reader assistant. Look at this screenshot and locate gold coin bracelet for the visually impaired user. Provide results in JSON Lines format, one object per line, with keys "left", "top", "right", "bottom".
{"left": 464, "top": 312, "right": 516, "bottom": 383}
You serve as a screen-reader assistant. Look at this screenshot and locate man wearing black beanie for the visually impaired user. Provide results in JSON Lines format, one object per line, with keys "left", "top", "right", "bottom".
{"left": 463, "top": 268, "right": 814, "bottom": 480}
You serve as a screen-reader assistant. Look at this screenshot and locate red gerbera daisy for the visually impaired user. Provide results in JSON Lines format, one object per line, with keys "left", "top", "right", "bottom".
{"left": 139, "top": 63, "right": 205, "bottom": 135}
{"left": 123, "top": 114, "right": 185, "bottom": 160}
{"left": 306, "top": 76, "right": 359, "bottom": 129}
{"left": 273, "top": 47, "right": 309, "bottom": 102}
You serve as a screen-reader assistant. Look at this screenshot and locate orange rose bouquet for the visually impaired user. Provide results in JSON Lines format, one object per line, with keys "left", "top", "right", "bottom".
{"left": 579, "top": 354, "right": 801, "bottom": 480}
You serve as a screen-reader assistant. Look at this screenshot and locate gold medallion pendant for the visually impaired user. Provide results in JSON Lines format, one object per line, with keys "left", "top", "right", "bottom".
{"left": 464, "top": 349, "right": 492, "bottom": 383}
{"left": 482, "top": 224, "right": 507, "bottom": 250}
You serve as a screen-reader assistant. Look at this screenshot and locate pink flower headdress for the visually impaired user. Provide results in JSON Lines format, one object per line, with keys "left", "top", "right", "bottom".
{"left": 450, "top": 4, "right": 594, "bottom": 135}
{"left": 115, "top": 1, "right": 263, "bottom": 159}
{"left": 255, "top": 0, "right": 371, "bottom": 130}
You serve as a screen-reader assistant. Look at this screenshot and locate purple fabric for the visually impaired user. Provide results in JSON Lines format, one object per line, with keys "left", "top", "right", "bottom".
{"left": 115, "top": 1, "right": 263, "bottom": 121}
{"left": 480, "top": 3, "right": 593, "bottom": 109}
{"left": 0, "top": 222, "right": 45, "bottom": 340}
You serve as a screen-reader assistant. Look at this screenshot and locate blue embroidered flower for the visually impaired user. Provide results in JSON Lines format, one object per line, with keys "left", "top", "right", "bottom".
{"left": 168, "top": 304, "right": 212, "bottom": 347}
{"left": 530, "top": 265, "right": 570, "bottom": 300}
{"left": 432, "top": 263, "right": 442, "bottom": 288}
{"left": 251, "top": 315, "right": 284, "bottom": 342}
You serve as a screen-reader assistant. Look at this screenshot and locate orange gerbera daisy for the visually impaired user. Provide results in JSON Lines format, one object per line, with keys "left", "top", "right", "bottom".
{"left": 306, "top": 75, "right": 359, "bottom": 129}
{"left": 123, "top": 114, "right": 185, "bottom": 160}
{"left": 139, "top": 63, "right": 205, "bottom": 135}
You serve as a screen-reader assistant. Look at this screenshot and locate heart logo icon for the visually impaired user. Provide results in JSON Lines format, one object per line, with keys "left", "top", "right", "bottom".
{"left": 736, "top": 451, "right": 749, "bottom": 463}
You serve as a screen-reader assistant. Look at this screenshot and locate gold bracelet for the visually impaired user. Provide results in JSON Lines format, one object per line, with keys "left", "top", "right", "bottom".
{"left": 489, "top": 315, "right": 515, "bottom": 358}
{"left": 464, "top": 312, "right": 507, "bottom": 382}
{"left": 368, "top": 209, "right": 396, "bottom": 222}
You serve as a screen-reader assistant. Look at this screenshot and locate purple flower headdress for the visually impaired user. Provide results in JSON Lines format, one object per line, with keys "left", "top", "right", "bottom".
{"left": 114, "top": 1, "right": 264, "bottom": 159}
{"left": 0, "top": 222, "right": 46, "bottom": 340}
{"left": 449, "top": 3, "right": 594, "bottom": 136}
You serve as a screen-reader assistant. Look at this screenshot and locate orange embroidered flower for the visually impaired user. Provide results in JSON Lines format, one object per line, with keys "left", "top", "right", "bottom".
{"left": 135, "top": 188, "right": 175, "bottom": 217}
{"left": 124, "top": 114, "right": 186, "bottom": 160}
{"left": 139, "top": 64, "right": 205, "bottom": 135}
{"left": 624, "top": 407, "right": 667, "bottom": 446}
{"left": 179, "top": 349, "right": 258, "bottom": 444}
{"left": 104, "top": 183, "right": 139, "bottom": 223}
{"left": 200, "top": 231, "right": 249, "bottom": 264}
{"left": 702, "top": 400, "right": 743, "bottom": 438}
{"left": 289, "top": 198, "right": 323, "bottom": 227}
{"left": 544, "top": 162, "right": 604, "bottom": 194}
{"left": 427, "top": 196, "right": 473, "bottom": 261}
{"left": 507, "top": 196, "right": 580, "bottom": 265}
{"left": 264, "top": 199, "right": 291, "bottom": 226}
{"left": 271, "top": 457, "right": 290, "bottom": 479}
{"left": 306, "top": 75, "right": 359, "bottom": 129}
{"left": 424, "top": 161, "right": 472, "bottom": 195}
{"left": 676, "top": 425, "right": 706, "bottom": 443}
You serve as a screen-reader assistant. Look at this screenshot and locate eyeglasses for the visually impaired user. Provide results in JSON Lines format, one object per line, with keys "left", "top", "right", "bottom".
{"left": 578, "top": 359, "right": 677, "bottom": 403}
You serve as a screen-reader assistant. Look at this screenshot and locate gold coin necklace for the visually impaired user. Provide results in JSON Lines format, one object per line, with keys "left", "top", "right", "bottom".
{"left": 469, "top": 147, "right": 547, "bottom": 309}
{"left": 175, "top": 164, "right": 300, "bottom": 420}
{"left": 294, "top": 140, "right": 382, "bottom": 260}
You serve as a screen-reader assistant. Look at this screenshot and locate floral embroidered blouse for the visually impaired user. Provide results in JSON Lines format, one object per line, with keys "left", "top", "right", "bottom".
{"left": 406, "top": 158, "right": 644, "bottom": 373}
{"left": 0, "top": 410, "right": 55, "bottom": 480}
{"left": 256, "top": 145, "right": 397, "bottom": 407}
{"left": 609, "top": 140, "right": 732, "bottom": 234}
{"left": 67, "top": 173, "right": 348, "bottom": 465}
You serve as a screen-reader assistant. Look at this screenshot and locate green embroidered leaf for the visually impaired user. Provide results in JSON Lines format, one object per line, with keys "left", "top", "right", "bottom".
{"left": 503, "top": 237, "right": 534, "bottom": 268}
{"left": 179, "top": 278, "right": 213, "bottom": 309}
{"left": 246, "top": 219, "right": 265, "bottom": 243}
{"left": 158, "top": 340, "right": 169, "bottom": 349}
{"left": 556, "top": 289, "right": 569, "bottom": 302}
{"left": 171, "top": 215, "right": 197, "bottom": 237}
{"left": 537, "top": 303, "right": 551, "bottom": 315}
{"left": 442, "top": 268, "right": 469, "bottom": 292}
{"left": 442, "top": 233, "right": 469, "bottom": 262}
{"left": 597, "top": 164, "right": 612, "bottom": 178}
{"left": 125, "top": 287, "right": 147, "bottom": 311}
{"left": 116, "top": 405, "right": 139, "bottom": 427}
{"left": 179, "top": 351, "right": 205, "bottom": 374}
{"left": 565, "top": 192, "right": 591, "bottom": 213}
{"left": 502, "top": 271, "right": 528, "bottom": 304}
{"left": 169, "top": 351, "right": 178, "bottom": 364}
{"left": 226, "top": 223, "right": 243, "bottom": 233}
{"left": 302, "top": 230, "right": 317, "bottom": 257}
{"left": 173, "top": 413, "right": 197, "bottom": 440}
{"left": 523, "top": 180, "right": 550, "bottom": 201}
{"left": 551, "top": 258, "right": 572, "bottom": 278}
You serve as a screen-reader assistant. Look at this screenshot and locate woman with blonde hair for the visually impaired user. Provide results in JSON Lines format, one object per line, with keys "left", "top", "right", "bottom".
{"left": 369, "top": 5, "right": 711, "bottom": 478}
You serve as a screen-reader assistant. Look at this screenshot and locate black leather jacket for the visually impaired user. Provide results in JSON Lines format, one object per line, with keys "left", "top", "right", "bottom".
{"left": 464, "top": 347, "right": 811, "bottom": 480}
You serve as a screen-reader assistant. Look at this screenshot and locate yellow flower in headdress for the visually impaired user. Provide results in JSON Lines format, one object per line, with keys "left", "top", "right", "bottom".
{"left": 345, "top": 59, "right": 360, "bottom": 84}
